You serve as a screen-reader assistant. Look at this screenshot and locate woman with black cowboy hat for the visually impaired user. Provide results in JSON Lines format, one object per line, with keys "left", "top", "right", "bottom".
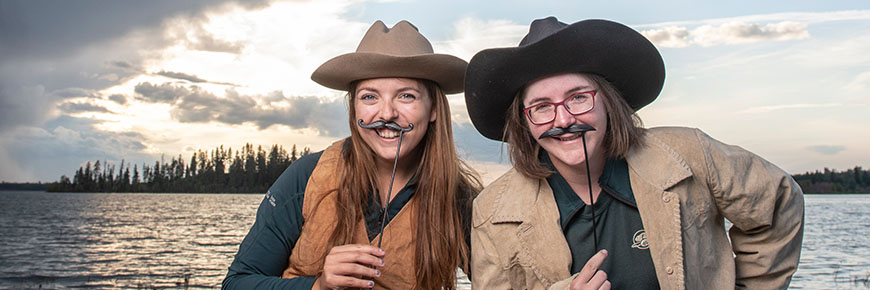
{"left": 223, "top": 20, "right": 480, "bottom": 290}
{"left": 465, "top": 17, "right": 804, "bottom": 290}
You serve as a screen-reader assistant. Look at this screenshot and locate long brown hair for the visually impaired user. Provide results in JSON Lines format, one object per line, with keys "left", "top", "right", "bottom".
{"left": 328, "top": 78, "right": 481, "bottom": 289}
{"left": 505, "top": 73, "right": 644, "bottom": 179}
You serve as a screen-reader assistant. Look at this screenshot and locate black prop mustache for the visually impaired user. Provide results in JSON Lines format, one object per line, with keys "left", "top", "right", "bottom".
{"left": 358, "top": 119, "right": 414, "bottom": 132}
{"left": 538, "top": 123, "right": 596, "bottom": 139}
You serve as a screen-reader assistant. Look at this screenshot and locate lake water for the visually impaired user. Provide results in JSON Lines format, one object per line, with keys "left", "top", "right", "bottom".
{"left": 0, "top": 192, "right": 867, "bottom": 289}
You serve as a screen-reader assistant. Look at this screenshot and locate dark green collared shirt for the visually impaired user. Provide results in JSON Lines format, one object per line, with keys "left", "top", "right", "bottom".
{"left": 544, "top": 153, "right": 659, "bottom": 290}
{"left": 223, "top": 150, "right": 417, "bottom": 290}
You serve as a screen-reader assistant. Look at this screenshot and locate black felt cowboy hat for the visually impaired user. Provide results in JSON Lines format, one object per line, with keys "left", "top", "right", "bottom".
{"left": 312, "top": 20, "right": 467, "bottom": 94}
{"left": 464, "top": 17, "right": 665, "bottom": 141}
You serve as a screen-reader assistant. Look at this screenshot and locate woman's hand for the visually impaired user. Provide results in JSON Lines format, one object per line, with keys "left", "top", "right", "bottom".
{"left": 569, "top": 250, "right": 610, "bottom": 290}
{"left": 313, "top": 244, "right": 385, "bottom": 290}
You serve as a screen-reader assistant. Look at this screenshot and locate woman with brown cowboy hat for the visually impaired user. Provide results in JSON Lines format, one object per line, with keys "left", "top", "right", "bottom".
{"left": 465, "top": 17, "right": 804, "bottom": 290}
{"left": 223, "top": 20, "right": 480, "bottom": 290}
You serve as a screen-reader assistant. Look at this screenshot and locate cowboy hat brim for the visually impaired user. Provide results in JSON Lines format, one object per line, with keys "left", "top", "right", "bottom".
{"left": 464, "top": 19, "right": 665, "bottom": 141}
{"left": 312, "top": 52, "right": 468, "bottom": 94}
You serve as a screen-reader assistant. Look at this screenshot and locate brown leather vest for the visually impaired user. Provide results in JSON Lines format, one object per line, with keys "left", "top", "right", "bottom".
{"left": 282, "top": 140, "right": 419, "bottom": 289}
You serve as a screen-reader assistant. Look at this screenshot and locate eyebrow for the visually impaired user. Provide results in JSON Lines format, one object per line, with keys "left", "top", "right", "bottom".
{"left": 356, "top": 87, "right": 423, "bottom": 95}
{"left": 525, "top": 85, "right": 593, "bottom": 105}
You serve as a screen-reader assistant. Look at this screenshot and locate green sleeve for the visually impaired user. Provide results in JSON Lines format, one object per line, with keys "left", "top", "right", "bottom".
{"left": 222, "top": 152, "right": 322, "bottom": 290}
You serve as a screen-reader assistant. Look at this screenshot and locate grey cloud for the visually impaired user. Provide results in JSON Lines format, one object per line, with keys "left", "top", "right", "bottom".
{"left": 54, "top": 87, "right": 98, "bottom": 99}
{"left": 59, "top": 102, "right": 111, "bottom": 114}
{"left": 188, "top": 29, "right": 245, "bottom": 54}
{"left": 0, "top": 0, "right": 266, "bottom": 62}
{"left": 134, "top": 82, "right": 191, "bottom": 103}
{"left": 155, "top": 70, "right": 239, "bottom": 86}
{"left": 109, "top": 94, "right": 127, "bottom": 105}
{"left": 808, "top": 145, "right": 846, "bottom": 155}
{"left": 642, "top": 21, "right": 809, "bottom": 48}
{"left": 0, "top": 115, "right": 153, "bottom": 182}
{"left": 0, "top": 85, "right": 61, "bottom": 131}
{"left": 110, "top": 60, "right": 134, "bottom": 69}
{"left": 135, "top": 82, "right": 349, "bottom": 136}
{"left": 157, "top": 70, "right": 208, "bottom": 83}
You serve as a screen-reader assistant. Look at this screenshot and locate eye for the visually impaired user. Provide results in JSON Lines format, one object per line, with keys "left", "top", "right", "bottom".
{"left": 397, "top": 93, "right": 418, "bottom": 103}
{"left": 533, "top": 103, "right": 554, "bottom": 112}
{"left": 570, "top": 93, "right": 590, "bottom": 102}
{"left": 358, "top": 93, "right": 377, "bottom": 104}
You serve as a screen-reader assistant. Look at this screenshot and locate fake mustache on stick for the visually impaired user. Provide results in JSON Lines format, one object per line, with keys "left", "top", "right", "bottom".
{"left": 538, "top": 123, "right": 596, "bottom": 139}
{"left": 358, "top": 119, "right": 414, "bottom": 132}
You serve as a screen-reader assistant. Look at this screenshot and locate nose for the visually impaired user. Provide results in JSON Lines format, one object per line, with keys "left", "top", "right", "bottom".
{"left": 552, "top": 104, "right": 575, "bottom": 128}
{"left": 378, "top": 98, "right": 398, "bottom": 121}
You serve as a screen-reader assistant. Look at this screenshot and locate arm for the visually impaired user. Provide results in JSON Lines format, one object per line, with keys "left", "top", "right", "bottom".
{"left": 221, "top": 191, "right": 316, "bottom": 289}
{"left": 222, "top": 153, "right": 324, "bottom": 290}
{"left": 697, "top": 129, "right": 804, "bottom": 289}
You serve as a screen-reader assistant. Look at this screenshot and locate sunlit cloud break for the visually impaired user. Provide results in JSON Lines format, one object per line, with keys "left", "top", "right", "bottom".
{"left": 738, "top": 103, "right": 841, "bottom": 114}
{"left": 641, "top": 21, "right": 809, "bottom": 48}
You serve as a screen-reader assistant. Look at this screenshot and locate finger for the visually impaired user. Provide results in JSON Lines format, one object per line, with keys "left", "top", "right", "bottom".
{"left": 599, "top": 280, "right": 611, "bottom": 290}
{"left": 576, "top": 249, "right": 608, "bottom": 283}
{"left": 329, "top": 244, "right": 385, "bottom": 257}
{"left": 588, "top": 270, "right": 608, "bottom": 289}
{"left": 328, "top": 262, "right": 382, "bottom": 279}
{"left": 326, "top": 250, "right": 385, "bottom": 268}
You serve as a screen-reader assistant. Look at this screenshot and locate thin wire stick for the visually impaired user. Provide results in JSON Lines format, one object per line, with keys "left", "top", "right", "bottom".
{"left": 581, "top": 133, "right": 598, "bottom": 251}
{"left": 376, "top": 130, "right": 405, "bottom": 249}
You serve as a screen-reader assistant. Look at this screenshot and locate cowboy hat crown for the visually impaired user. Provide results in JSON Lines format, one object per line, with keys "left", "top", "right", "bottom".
{"left": 312, "top": 20, "right": 467, "bottom": 94}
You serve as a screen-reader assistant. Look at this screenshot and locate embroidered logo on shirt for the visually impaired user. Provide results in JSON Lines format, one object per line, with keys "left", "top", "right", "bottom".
{"left": 266, "top": 190, "right": 277, "bottom": 207}
{"left": 632, "top": 229, "right": 649, "bottom": 249}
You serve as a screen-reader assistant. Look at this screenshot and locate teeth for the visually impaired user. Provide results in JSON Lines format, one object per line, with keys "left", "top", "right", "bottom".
{"left": 377, "top": 130, "right": 398, "bottom": 138}
{"left": 556, "top": 134, "right": 581, "bottom": 141}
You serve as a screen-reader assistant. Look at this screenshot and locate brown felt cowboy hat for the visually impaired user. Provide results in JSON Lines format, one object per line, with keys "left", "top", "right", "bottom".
{"left": 312, "top": 20, "right": 467, "bottom": 94}
{"left": 464, "top": 17, "right": 666, "bottom": 141}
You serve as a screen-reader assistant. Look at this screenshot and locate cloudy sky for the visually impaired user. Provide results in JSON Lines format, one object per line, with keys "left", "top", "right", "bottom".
{"left": 1, "top": 0, "right": 868, "bottom": 183}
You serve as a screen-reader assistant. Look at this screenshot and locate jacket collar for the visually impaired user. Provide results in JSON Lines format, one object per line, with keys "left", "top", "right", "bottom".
{"left": 489, "top": 169, "right": 549, "bottom": 224}
{"left": 626, "top": 131, "right": 693, "bottom": 191}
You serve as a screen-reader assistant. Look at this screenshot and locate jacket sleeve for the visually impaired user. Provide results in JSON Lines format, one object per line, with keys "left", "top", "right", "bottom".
{"left": 697, "top": 129, "right": 804, "bottom": 289}
{"left": 222, "top": 153, "right": 323, "bottom": 290}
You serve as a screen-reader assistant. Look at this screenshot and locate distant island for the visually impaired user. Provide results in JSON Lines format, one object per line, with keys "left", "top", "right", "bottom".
{"left": 792, "top": 166, "right": 870, "bottom": 194}
{"left": 1, "top": 150, "right": 867, "bottom": 194}
{"left": 36, "top": 143, "right": 311, "bottom": 193}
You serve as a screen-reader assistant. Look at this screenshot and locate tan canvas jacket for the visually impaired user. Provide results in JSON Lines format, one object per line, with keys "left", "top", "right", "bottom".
{"left": 471, "top": 127, "right": 804, "bottom": 290}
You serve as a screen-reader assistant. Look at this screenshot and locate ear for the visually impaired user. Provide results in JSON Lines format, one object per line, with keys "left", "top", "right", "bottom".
{"left": 429, "top": 104, "right": 437, "bottom": 122}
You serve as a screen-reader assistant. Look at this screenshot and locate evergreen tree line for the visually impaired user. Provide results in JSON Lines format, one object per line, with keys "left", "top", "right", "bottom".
{"left": 792, "top": 166, "right": 870, "bottom": 193}
{"left": 47, "top": 144, "right": 311, "bottom": 193}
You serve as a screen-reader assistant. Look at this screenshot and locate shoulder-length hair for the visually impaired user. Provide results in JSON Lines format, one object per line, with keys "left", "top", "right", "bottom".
{"left": 504, "top": 73, "right": 645, "bottom": 179}
{"left": 328, "top": 78, "right": 481, "bottom": 289}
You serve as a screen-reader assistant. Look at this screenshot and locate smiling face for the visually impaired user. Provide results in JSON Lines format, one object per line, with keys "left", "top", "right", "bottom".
{"left": 523, "top": 73, "right": 608, "bottom": 169}
{"left": 353, "top": 77, "right": 435, "bottom": 164}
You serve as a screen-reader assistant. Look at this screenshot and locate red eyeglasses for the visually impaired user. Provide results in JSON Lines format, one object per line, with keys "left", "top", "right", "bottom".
{"left": 522, "top": 90, "right": 596, "bottom": 125}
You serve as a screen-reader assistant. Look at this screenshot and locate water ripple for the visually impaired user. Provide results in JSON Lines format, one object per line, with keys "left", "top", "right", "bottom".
{"left": 1, "top": 192, "right": 868, "bottom": 289}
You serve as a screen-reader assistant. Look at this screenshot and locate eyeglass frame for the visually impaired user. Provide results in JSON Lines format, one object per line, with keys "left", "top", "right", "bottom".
{"left": 522, "top": 90, "right": 597, "bottom": 125}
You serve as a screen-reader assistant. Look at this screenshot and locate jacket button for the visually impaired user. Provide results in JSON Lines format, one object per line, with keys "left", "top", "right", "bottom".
{"left": 662, "top": 195, "right": 671, "bottom": 203}
{"left": 666, "top": 266, "right": 674, "bottom": 274}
